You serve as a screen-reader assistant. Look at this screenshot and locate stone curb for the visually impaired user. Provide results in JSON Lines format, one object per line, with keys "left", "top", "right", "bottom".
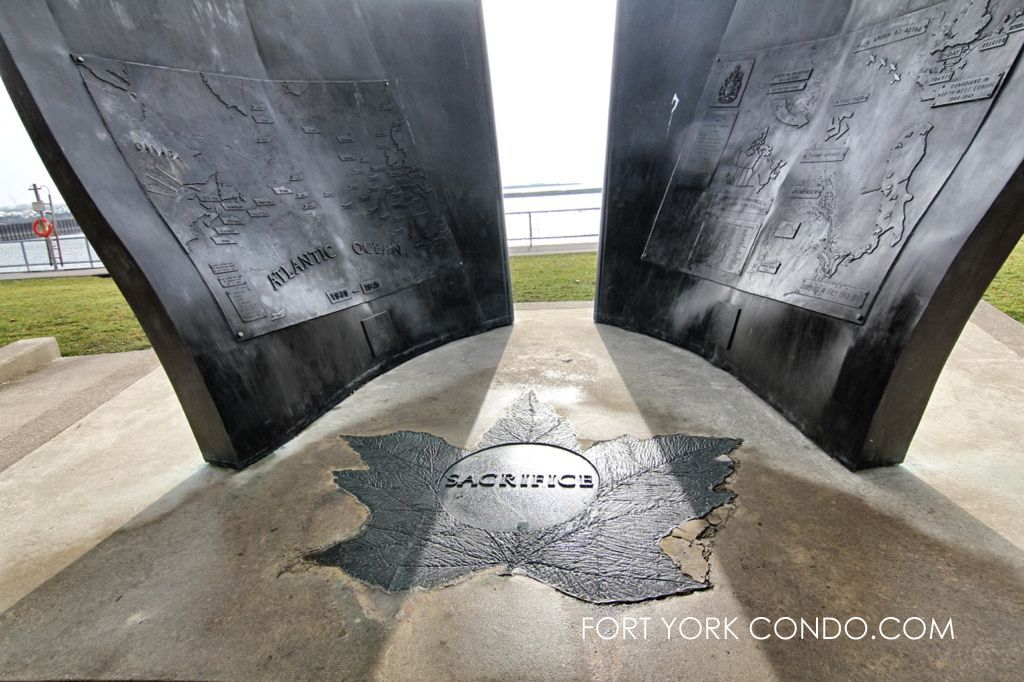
{"left": 0, "top": 337, "right": 60, "bottom": 383}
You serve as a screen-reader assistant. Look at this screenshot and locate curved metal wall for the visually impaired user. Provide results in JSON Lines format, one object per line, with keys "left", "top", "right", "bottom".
{"left": 598, "top": 0, "right": 1024, "bottom": 469}
{"left": 0, "top": 0, "right": 510, "bottom": 467}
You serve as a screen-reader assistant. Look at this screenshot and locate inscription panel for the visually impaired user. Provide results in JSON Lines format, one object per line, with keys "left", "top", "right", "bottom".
{"left": 673, "top": 109, "right": 739, "bottom": 188}
{"left": 76, "top": 56, "right": 464, "bottom": 338}
{"left": 644, "top": 0, "right": 1024, "bottom": 322}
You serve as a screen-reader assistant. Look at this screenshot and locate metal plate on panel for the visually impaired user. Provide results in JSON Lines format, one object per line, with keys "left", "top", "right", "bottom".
{"left": 75, "top": 56, "right": 465, "bottom": 338}
{"left": 360, "top": 310, "right": 399, "bottom": 357}
{"left": 644, "top": 0, "right": 1024, "bottom": 323}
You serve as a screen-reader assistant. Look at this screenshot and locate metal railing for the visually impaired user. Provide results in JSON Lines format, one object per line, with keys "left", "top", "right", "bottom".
{"left": 0, "top": 234, "right": 103, "bottom": 274}
{"left": 504, "top": 206, "right": 602, "bottom": 249}
{"left": 502, "top": 186, "right": 602, "bottom": 250}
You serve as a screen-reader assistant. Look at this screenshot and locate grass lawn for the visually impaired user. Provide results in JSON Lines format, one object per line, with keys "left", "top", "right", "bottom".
{"left": 0, "top": 244, "right": 1020, "bottom": 355}
{"left": 509, "top": 252, "right": 597, "bottom": 302}
{"left": 983, "top": 238, "right": 1024, "bottom": 323}
{"left": 0, "top": 276, "right": 149, "bottom": 356}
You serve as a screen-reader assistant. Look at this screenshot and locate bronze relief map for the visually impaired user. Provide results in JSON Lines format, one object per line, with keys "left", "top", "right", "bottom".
{"left": 644, "top": 0, "right": 1024, "bottom": 322}
{"left": 76, "top": 56, "right": 464, "bottom": 338}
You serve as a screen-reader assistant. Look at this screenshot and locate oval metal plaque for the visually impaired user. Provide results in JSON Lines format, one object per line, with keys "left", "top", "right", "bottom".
{"left": 438, "top": 443, "right": 600, "bottom": 532}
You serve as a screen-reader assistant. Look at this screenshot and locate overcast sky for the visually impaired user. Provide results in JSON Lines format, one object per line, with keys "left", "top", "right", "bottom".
{"left": 482, "top": 0, "right": 616, "bottom": 188}
{"left": 0, "top": 81, "right": 63, "bottom": 206}
{"left": 0, "top": 0, "right": 615, "bottom": 206}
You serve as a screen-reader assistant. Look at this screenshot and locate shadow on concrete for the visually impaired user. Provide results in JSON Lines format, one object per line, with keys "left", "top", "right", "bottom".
{"left": 594, "top": 321, "right": 1024, "bottom": 678}
{"left": 0, "top": 327, "right": 513, "bottom": 679}
{"left": 716, "top": 457, "right": 1024, "bottom": 678}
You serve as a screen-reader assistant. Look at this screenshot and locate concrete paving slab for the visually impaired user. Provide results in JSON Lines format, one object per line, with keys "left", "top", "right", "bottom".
{"left": 969, "top": 299, "right": 1024, "bottom": 357}
{"left": 0, "top": 349, "right": 160, "bottom": 474}
{"left": 0, "top": 306, "right": 1020, "bottom": 680}
{"left": 0, "top": 267, "right": 108, "bottom": 281}
{"left": 508, "top": 241, "right": 598, "bottom": 255}
{"left": 0, "top": 366, "right": 204, "bottom": 614}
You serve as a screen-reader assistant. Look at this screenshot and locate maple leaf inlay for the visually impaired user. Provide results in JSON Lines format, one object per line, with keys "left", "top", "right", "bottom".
{"left": 306, "top": 392, "right": 741, "bottom": 603}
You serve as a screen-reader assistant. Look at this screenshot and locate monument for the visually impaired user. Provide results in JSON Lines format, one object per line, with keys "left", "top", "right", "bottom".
{"left": 598, "top": 0, "right": 1024, "bottom": 468}
{"left": 2, "top": 0, "right": 1021, "bottom": 472}
{"left": 0, "top": 0, "right": 510, "bottom": 467}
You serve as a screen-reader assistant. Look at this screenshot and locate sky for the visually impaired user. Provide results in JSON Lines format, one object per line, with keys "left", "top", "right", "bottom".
{"left": 0, "top": 80, "right": 65, "bottom": 206}
{"left": 482, "top": 0, "right": 616, "bottom": 188}
{"left": 0, "top": 0, "right": 616, "bottom": 206}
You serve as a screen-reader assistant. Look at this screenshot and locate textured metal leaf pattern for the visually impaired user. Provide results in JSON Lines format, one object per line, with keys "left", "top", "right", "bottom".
{"left": 307, "top": 392, "right": 740, "bottom": 603}
{"left": 476, "top": 392, "right": 582, "bottom": 451}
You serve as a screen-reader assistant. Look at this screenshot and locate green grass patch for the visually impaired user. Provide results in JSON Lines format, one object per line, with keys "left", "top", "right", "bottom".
{"left": 983, "top": 238, "right": 1024, "bottom": 323}
{"left": 509, "top": 252, "right": 597, "bottom": 302}
{"left": 0, "top": 276, "right": 149, "bottom": 356}
{"left": 0, "top": 243, "right": 1019, "bottom": 355}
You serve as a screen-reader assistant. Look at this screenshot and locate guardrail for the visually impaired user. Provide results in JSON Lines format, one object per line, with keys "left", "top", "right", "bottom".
{"left": 0, "top": 234, "right": 102, "bottom": 274}
{"left": 504, "top": 206, "right": 602, "bottom": 249}
{"left": 503, "top": 187, "right": 602, "bottom": 250}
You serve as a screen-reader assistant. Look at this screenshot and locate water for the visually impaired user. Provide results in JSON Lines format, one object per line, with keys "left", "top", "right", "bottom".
{"left": 0, "top": 235, "right": 101, "bottom": 274}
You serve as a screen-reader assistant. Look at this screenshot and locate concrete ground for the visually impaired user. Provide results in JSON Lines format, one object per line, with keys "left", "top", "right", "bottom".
{"left": 0, "top": 267, "right": 108, "bottom": 281}
{"left": 0, "top": 349, "right": 159, "bottom": 474}
{"left": 507, "top": 240, "right": 598, "bottom": 255}
{"left": 0, "top": 301, "right": 1022, "bottom": 680}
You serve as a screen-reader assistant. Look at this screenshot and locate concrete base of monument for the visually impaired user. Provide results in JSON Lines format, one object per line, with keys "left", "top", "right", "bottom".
{"left": 0, "top": 302, "right": 1022, "bottom": 679}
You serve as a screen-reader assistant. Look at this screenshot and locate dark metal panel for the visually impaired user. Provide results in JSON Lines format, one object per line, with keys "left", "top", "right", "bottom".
{"left": 46, "top": 0, "right": 275, "bottom": 76}
{"left": 721, "top": 0, "right": 850, "bottom": 50}
{"left": 358, "top": 0, "right": 512, "bottom": 327}
{"left": 596, "top": 0, "right": 739, "bottom": 321}
{"left": 0, "top": 0, "right": 509, "bottom": 467}
{"left": 599, "top": 0, "right": 1024, "bottom": 469}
